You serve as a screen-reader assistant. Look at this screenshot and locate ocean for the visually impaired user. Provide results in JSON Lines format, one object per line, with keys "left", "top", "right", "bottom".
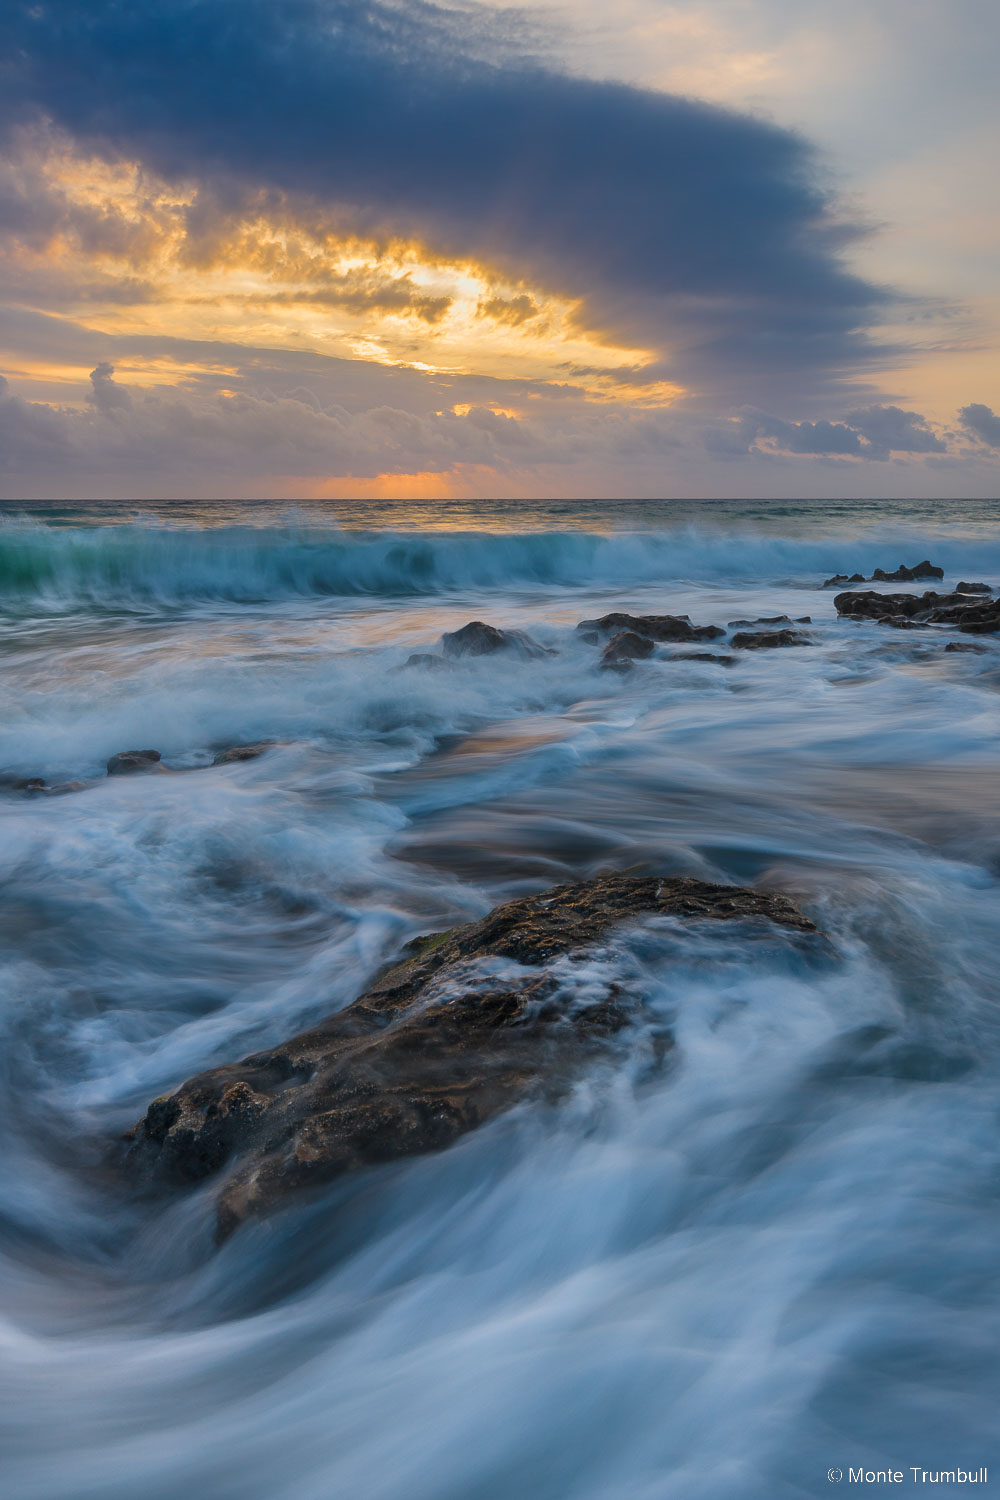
{"left": 1, "top": 496, "right": 998, "bottom": 1498}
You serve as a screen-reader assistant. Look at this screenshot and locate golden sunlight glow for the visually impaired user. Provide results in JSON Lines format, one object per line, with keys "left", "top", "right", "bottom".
{"left": 1, "top": 134, "right": 671, "bottom": 410}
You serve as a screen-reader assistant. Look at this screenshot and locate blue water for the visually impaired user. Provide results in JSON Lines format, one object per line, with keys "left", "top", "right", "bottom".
{"left": 0, "top": 498, "right": 998, "bottom": 1498}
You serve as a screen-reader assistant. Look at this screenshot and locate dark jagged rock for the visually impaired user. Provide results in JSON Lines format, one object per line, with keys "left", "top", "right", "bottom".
{"left": 824, "top": 562, "right": 943, "bottom": 587}
{"left": 441, "top": 621, "right": 553, "bottom": 660}
{"left": 835, "top": 590, "right": 1000, "bottom": 634}
{"left": 576, "top": 612, "right": 724, "bottom": 643}
{"left": 945, "top": 641, "right": 987, "bottom": 653}
{"left": 731, "top": 630, "right": 810, "bottom": 649}
{"left": 956, "top": 582, "right": 992, "bottom": 594}
{"left": 872, "top": 560, "right": 944, "bottom": 582}
{"left": 106, "top": 749, "right": 166, "bottom": 776}
{"left": 796, "top": 616, "right": 813, "bottom": 623}
{"left": 213, "top": 742, "right": 276, "bottom": 766}
{"left": 126, "top": 875, "right": 817, "bottom": 1236}
{"left": 600, "top": 631, "right": 655, "bottom": 667}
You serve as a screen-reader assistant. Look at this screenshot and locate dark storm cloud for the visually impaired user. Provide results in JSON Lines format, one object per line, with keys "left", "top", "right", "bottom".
{"left": 0, "top": 0, "right": 890, "bottom": 400}
{"left": 709, "top": 404, "right": 947, "bottom": 460}
{"left": 959, "top": 403, "right": 1000, "bottom": 448}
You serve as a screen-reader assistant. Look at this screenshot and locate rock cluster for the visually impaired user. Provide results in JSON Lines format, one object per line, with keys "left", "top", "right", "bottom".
{"left": 823, "top": 560, "right": 944, "bottom": 587}
{"left": 834, "top": 589, "right": 1000, "bottom": 634}
{"left": 125, "top": 875, "right": 817, "bottom": 1236}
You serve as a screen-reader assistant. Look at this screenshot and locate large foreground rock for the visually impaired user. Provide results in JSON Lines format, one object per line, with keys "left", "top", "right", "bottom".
{"left": 126, "top": 875, "right": 816, "bottom": 1236}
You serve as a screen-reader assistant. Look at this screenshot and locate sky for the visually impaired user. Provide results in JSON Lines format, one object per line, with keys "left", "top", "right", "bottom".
{"left": 0, "top": 0, "right": 997, "bottom": 500}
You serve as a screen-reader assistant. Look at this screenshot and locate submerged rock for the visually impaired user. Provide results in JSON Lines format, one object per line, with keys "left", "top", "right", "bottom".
{"left": 126, "top": 875, "right": 817, "bottom": 1237}
{"left": 731, "top": 630, "right": 810, "bottom": 649}
{"left": 727, "top": 615, "right": 793, "bottom": 628}
{"left": 398, "top": 652, "right": 456, "bottom": 672}
{"left": 823, "top": 572, "right": 867, "bottom": 587}
{"left": 106, "top": 749, "right": 165, "bottom": 776}
{"left": 441, "top": 621, "right": 553, "bottom": 660}
{"left": 212, "top": 742, "right": 276, "bottom": 765}
{"left": 577, "top": 612, "right": 724, "bottom": 643}
{"left": 668, "top": 652, "right": 737, "bottom": 665}
{"left": 956, "top": 582, "right": 992, "bottom": 594}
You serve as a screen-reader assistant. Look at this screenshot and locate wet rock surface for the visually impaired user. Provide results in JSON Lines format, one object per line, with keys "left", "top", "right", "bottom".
{"left": 835, "top": 590, "right": 1000, "bottom": 634}
{"left": 106, "top": 749, "right": 166, "bottom": 776}
{"left": 577, "top": 612, "right": 724, "bottom": 644}
{"left": 731, "top": 629, "right": 811, "bottom": 649}
{"left": 600, "top": 630, "right": 656, "bottom": 667}
{"left": 399, "top": 652, "right": 456, "bottom": 672}
{"left": 213, "top": 742, "right": 276, "bottom": 765}
{"left": 668, "top": 652, "right": 737, "bottom": 665}
{"left": 126, "top": 875, "right": 817, "bottom": 1237}
{"left": 442, "top": 620, "right": 553, "bottom": 659}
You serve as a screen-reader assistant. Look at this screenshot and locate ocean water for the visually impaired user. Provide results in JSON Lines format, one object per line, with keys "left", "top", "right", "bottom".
{"left": 1, "top": 496, "right": 998, "bottom": 1499}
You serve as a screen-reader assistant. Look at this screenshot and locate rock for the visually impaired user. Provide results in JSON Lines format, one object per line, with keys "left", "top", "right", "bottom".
{"left": 441, "top": 621, "right": 553, "bottom": 660}
{"left": 731, "top": 630, "right": 810, "bottom": 649}
{"left": 956, "top": 582, "right": 992, "bottom": 594}
{"left": 126, "top": 875, "right": 817, "bottom": 1237}
{"left": 945, "top": 641, "right": 987, "bottom": 653}
{"left": 727, "top": 615, "right": 792, "bottom": 628}
{"left": 600, "top": 631, "right": 655, "bottom": 667}
{"left": 212, "top": 742, "right": 275, "bottom": 766}
{"left": 106, "top": 749, "right": 165, "bottom": 776}
{"left": 795, "top": 616, "right": 813, "bottom": 623}
{"left": 13, "top": 777, "right": 47, "bottom": 793}
{"left": 397, "top": 652, "right": 456, "bottom": 673}
{"left": 577, "top": 612, "right": 723, "bottom": 643}
{"left": 824, "top": 562, "right": 943, "bottom": 586}
{"left": 835, "top": 590, "right": 1000, "bottom": 634}
{"left": 668, "top": 652, "right": 737, "bottom": 665}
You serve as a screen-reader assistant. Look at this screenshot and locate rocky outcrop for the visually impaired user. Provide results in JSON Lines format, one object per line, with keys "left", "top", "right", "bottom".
{"left": 834, "top": 590, "right": 1000, "bottom": 634}
{"left": 125, "top": 875, "right": 817, "bottom": 1237}
{"left": 106, "top": 749, "right": 167, "bottom": 776}
{"left": 441, "top": 621, "right": 553, "bottom": 659}
{"left": 731, "top": 630, "right": 810, "bottom": 649}
{"left": 577, "top": 612, "right": 724, "bottom": 644}
{"left": 956, "top": 582, "right": 992, "bottom": 595}
{"left": 823, "top": 561, "right": 943, "bottom": 587}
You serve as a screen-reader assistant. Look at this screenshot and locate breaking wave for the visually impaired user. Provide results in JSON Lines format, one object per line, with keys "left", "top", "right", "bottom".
{"left": 2, "top": 519, "right": 1000, "bottom": 610}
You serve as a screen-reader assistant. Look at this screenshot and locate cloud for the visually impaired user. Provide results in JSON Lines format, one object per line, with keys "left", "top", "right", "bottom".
{"left": 710, "top": 403, "right": 946, "bottom": 460}
{"left": 0, "top": 0, "right": 892, "bottom": 403}
{"left": 959, "top": 402, "right": 1000, "bottom": 448}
